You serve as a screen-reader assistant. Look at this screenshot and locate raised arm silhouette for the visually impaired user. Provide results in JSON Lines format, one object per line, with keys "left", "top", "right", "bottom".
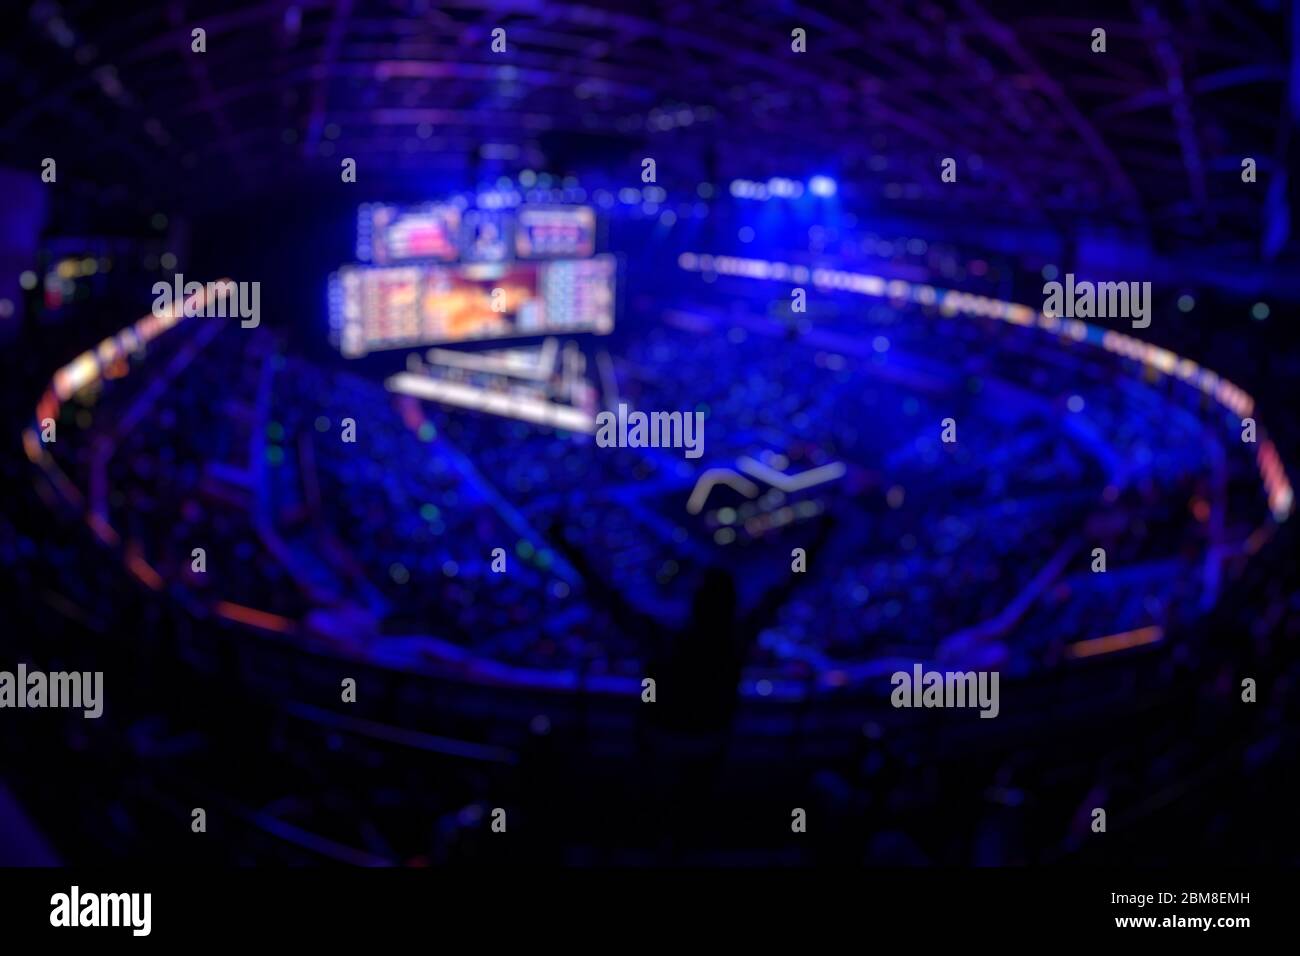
{"left": 551, "top": 511, "right": 835, "bottom": 736}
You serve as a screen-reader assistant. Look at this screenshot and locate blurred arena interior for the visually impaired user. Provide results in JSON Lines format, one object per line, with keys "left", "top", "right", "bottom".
{"left": 1, "top": 0, "right": 1299, "bottom": 867}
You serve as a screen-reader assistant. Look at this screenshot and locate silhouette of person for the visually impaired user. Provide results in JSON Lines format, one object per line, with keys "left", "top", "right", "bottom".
{"left": 551, "top": 510, "right": 834, "bottom": 854}
{"left": 553, "top": 512, "right": 833, "bottom": 736}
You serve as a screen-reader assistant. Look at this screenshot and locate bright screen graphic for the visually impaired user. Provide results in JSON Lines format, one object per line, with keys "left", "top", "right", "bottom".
{"left": 515, "top": 205, "right": 596, "bottom": 259}
{"left": 366, "top": 203, "right": 461, "bottom": 264}
{"left": 331, "top": 255, "right": 615, "bottom": 356}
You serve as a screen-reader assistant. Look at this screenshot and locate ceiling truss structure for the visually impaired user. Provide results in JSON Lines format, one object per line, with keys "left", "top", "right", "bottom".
{"left": 0, "top": 0, "right": 1292, "bottom": 256}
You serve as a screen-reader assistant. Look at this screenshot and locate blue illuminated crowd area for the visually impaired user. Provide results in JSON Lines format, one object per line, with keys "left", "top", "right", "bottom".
{"left": 2, "top": 170, "right": 1298, "bottom": 866}
{"left": 30, "top": 227, "right": 1273, "bottom": 688}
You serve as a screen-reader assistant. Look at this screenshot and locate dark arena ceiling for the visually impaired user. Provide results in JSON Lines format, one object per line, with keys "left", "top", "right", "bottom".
{"left": 2, "top": 0, "right": 1295, "bottom": 258}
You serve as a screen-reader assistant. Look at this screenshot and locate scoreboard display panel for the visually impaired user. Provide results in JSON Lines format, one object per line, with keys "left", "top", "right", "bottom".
{"left": 360, "top": 201, "right": 597, "bottom": 264}
{"left": 365, "top": 203, "right": 461, "bottom": 264}
{"left": 514, "top": 205, "right": 596, "bottom": 259}
{"left": 335, "top": 197, "right": 608, "bottom": 355}
{"left": 331, "top": 255, "right": 616, "bottom": 356}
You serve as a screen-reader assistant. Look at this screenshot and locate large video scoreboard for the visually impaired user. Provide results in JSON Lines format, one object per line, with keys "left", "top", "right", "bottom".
{"left": 329, "top": 256, "right": 615, "bottom": 357}
{"left": 333, "top": 200, "right": 612, "bottom": 355}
